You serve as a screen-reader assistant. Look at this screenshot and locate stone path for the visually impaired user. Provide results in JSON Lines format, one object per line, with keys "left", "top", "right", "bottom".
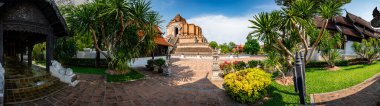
{"left": 11, "top": 58, "right": 259, "bottom": 106}
{"left": 312, "top": 73, "right": 380, "bottom": 106}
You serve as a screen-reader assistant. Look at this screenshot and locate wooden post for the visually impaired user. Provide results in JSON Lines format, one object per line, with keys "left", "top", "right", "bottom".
{"left": 46, "top": 30, "right": 53, "bottom": 72}
{"left": 28, "top": 44, "right": 33, "bottom": 67}
{"left": 0, "top": 19, "right": 3, "bottom": 65}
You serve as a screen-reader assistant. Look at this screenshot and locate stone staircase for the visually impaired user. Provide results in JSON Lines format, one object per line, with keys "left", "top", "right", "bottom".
{"left": 4, "top": 74, "right": 66, "bottom": 104}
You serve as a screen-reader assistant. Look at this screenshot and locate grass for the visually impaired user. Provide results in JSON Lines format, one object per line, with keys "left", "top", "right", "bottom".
{"left": 263, "top": 61, "right": 380, "bottom": 105}
{"left": 71, "top": 67, "right": 106, "bottom": 75}
{"left": 70, "top": 66, "right": 144, "bottom": 82}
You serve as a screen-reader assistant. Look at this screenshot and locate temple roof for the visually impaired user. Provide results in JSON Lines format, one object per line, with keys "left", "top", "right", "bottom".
{"left": 0, "top": 0, "right": 69, "bottom": 37}
{"left": 314, "top": 12, "right": 380, "bottom": 40}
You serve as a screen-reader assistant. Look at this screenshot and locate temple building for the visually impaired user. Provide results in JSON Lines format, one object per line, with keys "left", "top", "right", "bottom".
{"left": 0, "top": 0, "right": 71, "bottom": 104}
{"left": 313, "top": 11, "right": 380, "bottom": 60}
{"left": 166, "top": 14, "right": 213, "bottom": 55}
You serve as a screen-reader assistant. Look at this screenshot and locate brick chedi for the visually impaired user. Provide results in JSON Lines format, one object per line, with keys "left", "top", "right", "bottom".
{"left": 166, "top": 14, "right": 212, "bottom": 55}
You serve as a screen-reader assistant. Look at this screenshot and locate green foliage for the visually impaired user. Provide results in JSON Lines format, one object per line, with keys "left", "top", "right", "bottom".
{"left": 209, "top": 41, "right": 218, "bottom": 50}
{"left": 233, "top": 61, "right": 246, "bottom": 71}
{"left": 243, "top": 38, "right": 260, "bottom": 55}
{"left": 220, "top": 61, "right": 233, "bottom": 74}
{"left": 219, "top": 43, "right": 231, "bottom": 54}
{"left": 66, "top": 58, "right": 108, "bottom": 67}
{"left": 265, "top": 51, "right": 285, "bottom": 77}
{"left": 32, "top": 43, "right": 46, "bottom": 61}
{"left": 224, "top": 68, "right": 272, "bottom": 103}
{"left": 247, "top": 60, "right": 264, "bottom": 68}
{"left": 146, "top": 59, "right": 155, "bottom": 69}
{"left": 228, "top": 42, "right": 236, "bottom": 50}
{"left": 318, "top": 33, "right": 342, "bottom": 68}
{"left": 54, "top": 37, "right": 77, "bottom": 65}
{"left": 154, "top": 58, "right": 166, "bottom": 67}
{"left": 249, "top": 0, "right": 345, "bottom": 73}
{"left": 352, "top": 38, "right": 380, "bottom": 64}
{"left": 63, "top": 0, "right": 161, "bottom": 73}
{"left": 71, "top": 67, "right": 106, "bottom": 75}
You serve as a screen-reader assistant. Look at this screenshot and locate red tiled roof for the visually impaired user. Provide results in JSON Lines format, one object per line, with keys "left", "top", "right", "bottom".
{"left": 154, "top": 35, "right": 173, "bottom": 46}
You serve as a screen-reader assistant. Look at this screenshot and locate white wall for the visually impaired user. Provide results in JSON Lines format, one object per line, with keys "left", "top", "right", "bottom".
{"left": 129, "top": 56, "right": 167, "bottom": 67}
{"left": 344, "top": 41, "right": 356, "bottom": 55}
{"left": 75, "top": 49, "right": 167, "bottom": 68}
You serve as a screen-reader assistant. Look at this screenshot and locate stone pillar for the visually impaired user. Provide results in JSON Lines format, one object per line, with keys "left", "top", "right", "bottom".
{"left": 28, "top": 44, "right": 33, "bottom": 67}
{"left": 0, "top": 19, "right": 3, "bottom": 65}
{"left": 46, "top": 30, "right": 54, "bottom": 71}
{"left": 212, "top": 50, "right": 222, "bottom": 80}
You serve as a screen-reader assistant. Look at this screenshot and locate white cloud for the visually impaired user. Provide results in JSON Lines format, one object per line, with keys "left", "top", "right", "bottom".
{"left": 187, "top": 14, "right": 254, "bottom": 45}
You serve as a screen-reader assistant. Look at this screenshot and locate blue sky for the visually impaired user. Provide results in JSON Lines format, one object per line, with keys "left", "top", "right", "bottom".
{"left": 151, "top": 0, "right": 379, "bottom": 44}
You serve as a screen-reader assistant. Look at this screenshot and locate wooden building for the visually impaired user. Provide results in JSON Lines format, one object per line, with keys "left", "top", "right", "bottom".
{"left": 313, "top": 11, "right": 380, "bottom": 60}
{"left": 0, "top": 0, "right": 69, "bottom": 104}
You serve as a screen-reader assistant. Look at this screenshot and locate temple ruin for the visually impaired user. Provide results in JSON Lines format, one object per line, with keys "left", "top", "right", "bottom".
{"left": 166, "top": 14, "right": 213, "bottom": 55}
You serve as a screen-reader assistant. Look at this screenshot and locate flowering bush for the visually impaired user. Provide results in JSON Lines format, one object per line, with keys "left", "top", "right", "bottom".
{"left": 224, "top": 68, "right": 272, "bottom": 103}
{"left": 233, "top": 61, "right": 246, "bottom": 71}
{"left": 220, "top": 61, "right": 233, "bottom": 74}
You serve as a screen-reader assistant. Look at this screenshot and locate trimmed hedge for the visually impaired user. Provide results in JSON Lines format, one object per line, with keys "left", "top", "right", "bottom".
{"left": 66, "top": 58, "right": 108, "bottom": 67}
{"left": 306, "top": 58, "right": 368, "bottom": 68}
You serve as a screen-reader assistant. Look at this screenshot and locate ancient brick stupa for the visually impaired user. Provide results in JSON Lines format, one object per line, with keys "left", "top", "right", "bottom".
{"left": 166, "top": 14, "right": 213, "bottom": 55}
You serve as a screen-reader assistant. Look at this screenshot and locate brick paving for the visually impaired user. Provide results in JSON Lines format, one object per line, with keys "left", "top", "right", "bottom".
{"left": 312, "top": 73, "right": 380, "bottom": 106}
{"left": 9, "top": 57, "right": 263, "bottom": 106}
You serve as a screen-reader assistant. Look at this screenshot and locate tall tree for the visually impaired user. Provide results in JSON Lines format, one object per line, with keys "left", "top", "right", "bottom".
{"left": 243, "top": 38, "right": 260, "bottom": 55}
{"left": 209, "top": 41, "right": 218, "bottom": 50}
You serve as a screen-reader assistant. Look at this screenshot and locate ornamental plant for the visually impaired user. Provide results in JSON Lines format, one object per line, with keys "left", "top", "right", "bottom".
{"left": 233, "top": 61, "right": 246, "bottom": 71}
{"left": 224, "top": 68, "right": 272, "bottom": 103}
{"left": 220, "top": 61, "right": 233, "bottom": 74}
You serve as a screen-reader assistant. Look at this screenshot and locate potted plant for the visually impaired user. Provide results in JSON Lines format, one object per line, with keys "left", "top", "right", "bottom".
{"left": 154, "top": 58, "right": 166, "bottom": 73}
{"left": 146, "top": 59, "right": 155, "bottom": 71}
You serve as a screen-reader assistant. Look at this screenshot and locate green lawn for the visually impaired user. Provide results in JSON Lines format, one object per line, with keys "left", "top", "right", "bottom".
{"left": 70, "top": 66, "right": 144, "bottom": 82}
{"left": 71, "top": 67, "right": 106, "bottom": 75}
{"left": 264, "top": 61, "right": 380, "bottom": 105}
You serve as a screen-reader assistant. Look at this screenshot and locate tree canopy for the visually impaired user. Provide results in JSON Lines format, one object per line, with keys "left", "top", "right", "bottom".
{"left": 62, "top": 0, "right": 162, "bottom": 72}
{"left": 243, "top": 38, "right": 260, "bottom": 55}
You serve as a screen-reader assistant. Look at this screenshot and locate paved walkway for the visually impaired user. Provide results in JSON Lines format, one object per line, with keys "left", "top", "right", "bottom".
{"left": 12, "top": 58, "right": 264, "bottom": 106}
{"left": 312, "top": 73, "right": 380, "bottom": 106}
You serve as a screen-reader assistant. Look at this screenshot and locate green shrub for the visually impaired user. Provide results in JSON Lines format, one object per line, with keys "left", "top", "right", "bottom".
{"left": 247, "top": 60, "right": 264, "bottom": 68}
{"left": 306, "top": 59, "right": 367, "bottom": 68}
{"left": 54, "top": 37, "right": 77, "bottom": 65}
{"left": 220, "top": 61, "right": 233, "bottom": 74}
{"left": 224, "top": 68, "right": 272, "bottom": 103}
{"left": 154, "top": 58, "right": 166, "bottom": 67}
{"left": 33, "top": 43, "right": 46, "bottom": 61}
{"left": 233, "top": 61, "right": 246, "bottom": 71}
{"left": 146, "top": 59, "right": 155, "bottom": 70}
{"left": 66, "top": 58, "right": 108, "bottom": 67}
{"left": 154, "top": 58, "right": 166, "bottom": 73}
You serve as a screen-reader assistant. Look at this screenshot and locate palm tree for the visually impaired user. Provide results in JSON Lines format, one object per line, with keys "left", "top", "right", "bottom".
{"left": 249, "top": 0, "right": 345, "bottom": 76}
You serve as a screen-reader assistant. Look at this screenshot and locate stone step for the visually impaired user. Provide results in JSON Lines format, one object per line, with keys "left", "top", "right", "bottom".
{"left": 4, "top": 77, "right": 66, "bottom": 104}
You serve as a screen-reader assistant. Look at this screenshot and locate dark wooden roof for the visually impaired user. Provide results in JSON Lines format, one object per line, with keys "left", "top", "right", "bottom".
{"left": 314, "top": 12, "right": 380, "bottom": 40}
{"left": 0, "top": 0, "right": 68, "bottom": 37}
